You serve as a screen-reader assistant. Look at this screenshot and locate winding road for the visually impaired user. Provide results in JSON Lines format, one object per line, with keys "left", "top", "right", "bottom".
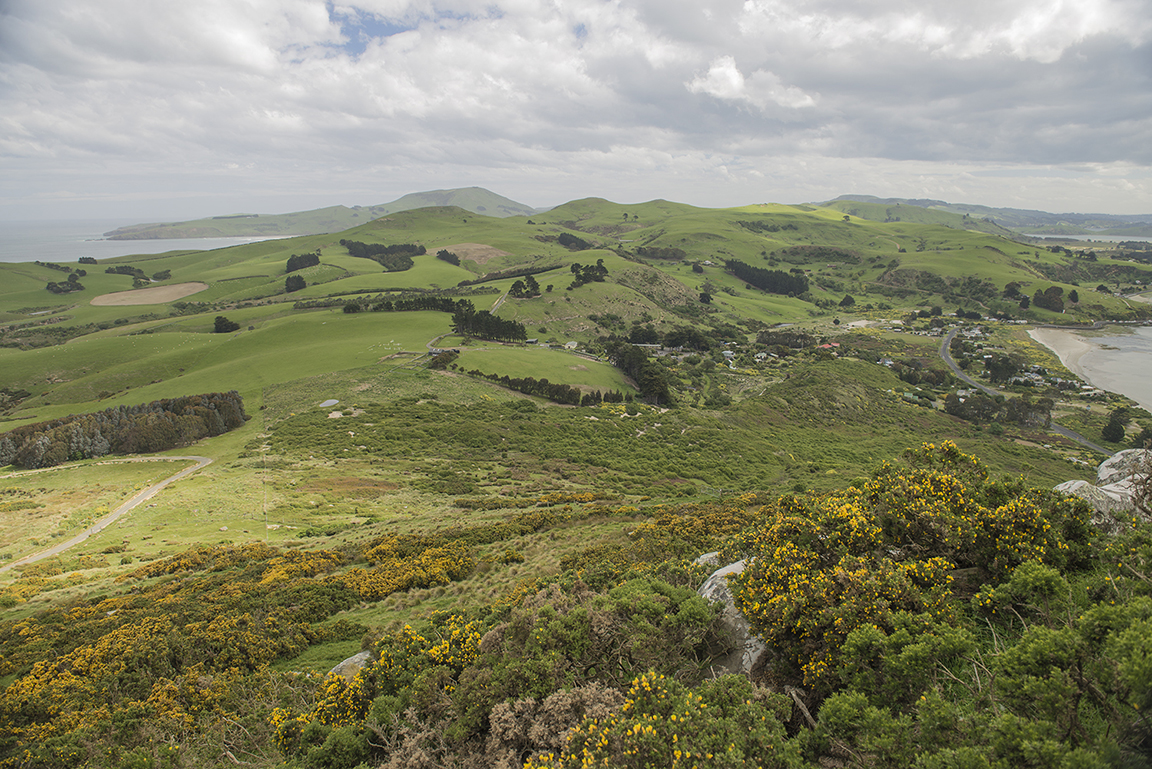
{"left": 938, "top": 328, "right": 1113, "bottom": 457}
{"left": 0, "top": 455, "right": 212, "bottom": 573}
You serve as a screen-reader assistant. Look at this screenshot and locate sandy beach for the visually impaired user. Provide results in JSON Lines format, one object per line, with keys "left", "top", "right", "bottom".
{"left": 1028, "top": 327, "right": 1096, "bottom": 378}
{"left": 1030, "top": 325, "right": 1152, "bottom": 413}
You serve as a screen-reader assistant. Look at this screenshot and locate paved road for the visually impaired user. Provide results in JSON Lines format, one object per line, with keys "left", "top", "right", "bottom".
{"left": 939, "top": 328, "right": 1113, "bottom": 457}
{"left": 0, "top": 455, "right": 212, "bottom": 573}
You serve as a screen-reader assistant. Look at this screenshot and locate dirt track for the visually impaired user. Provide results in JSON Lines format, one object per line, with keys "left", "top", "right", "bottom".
{"left": 90, "top": 282, "right": 208, "bottom": 306}
{"left": 0, "top": 456, "right": 212, "bottom": 573}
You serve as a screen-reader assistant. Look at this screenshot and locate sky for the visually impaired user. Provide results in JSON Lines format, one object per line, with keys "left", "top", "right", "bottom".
{"left": 2, "top": 0, "right": 1151, "bottom": 223}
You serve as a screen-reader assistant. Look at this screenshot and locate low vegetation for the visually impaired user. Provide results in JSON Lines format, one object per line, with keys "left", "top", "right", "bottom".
{"left": 1, "top": 195, "right": 1151, "bottom": 768}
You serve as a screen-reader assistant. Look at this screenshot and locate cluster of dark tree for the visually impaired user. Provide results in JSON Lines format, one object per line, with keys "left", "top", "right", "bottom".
{"left": 955, "top": 307, "right": 983, "bottom": 320}
{"left": 456, "top": 263, "right": 561, "bottom": 287}
{"left": 724, "top": 259, "right": 808, "bottom": 295}
{"left": 604, "top": 341, "right": 673, "bottom": 404}
{"left": 0, "top": 391, "right": 247, "bottom": 469}
{"left": 569, "top": 259, "right": 608, "bottom": 289}
{"left": 1032, "top": 285, "right": 1067, "bottom": 312}
{"left": 634, "top": 246, "right": 687, "bottom": 260}
{"left": 338, "top": 239, "right": 425, "bottom": 271}
{"left": 756, "top": 328, "right": 817, "bottom": 348}
{"left": 435, "top": 249, "right": 460, "bottom": 265}
{"left": 451, "top": 307, "right": 527, "bottom": 342}
{"left": 1102, "top": 406, "right": 1133, "bottom": 443}
{"left": 891, "top": 360, "right": 951, "bottom": 387}
{"left": 285, "top": 251, "right": 321, "bottom": 273}
{"left": 942, "top": 391, "right": 1053, "bottom": 427}
{"left": 619, "top": 323, "right": 711, "bottom": 350}
{"left": 151, "top": 269, "right": 170, "bottom": 281}
{"left": 78, "top": 256, "right": 97, "bottom": 265}
{"left": 45, "top": 276, "right": 85, "bottom": 293}
{"left": 105, "top": 265, "right": 146, "bottom": 278}
{"left": 343, "top": 295, "right": 473, "bottom": 315}
{"left": 35, "top": 261, "right": 73, "bottom": 273}
{"left": 213, "top": 316, "right": 240, "bottom": 333}
{"left": 557, "top": 232, "right": 593, "bottom": 250}
{"left": 509, "top": 274, "right": 541, "bottom": 298}
{"left": 735, "top": 219, "right": 798, "bottom": 234}
{"left": 466, "top": 370, "right": 627, "bottom": 406}
{"left": 285, "top": 274, "right": 306, "bottom": 293}
{"left": 775, "top": 244, "right": 858, "bottom": 265}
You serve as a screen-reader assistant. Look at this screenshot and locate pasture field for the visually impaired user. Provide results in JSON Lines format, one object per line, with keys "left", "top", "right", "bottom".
{"left": 1, "top": 197, "right": 1148, "bottom": 649}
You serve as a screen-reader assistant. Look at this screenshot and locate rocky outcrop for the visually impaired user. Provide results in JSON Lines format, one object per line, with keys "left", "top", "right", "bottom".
{"left": 1055, "top": 449, "right": 1150, "bottom": 534}
{"left": 695, "top": 554, "right": 766, "bottom": 678}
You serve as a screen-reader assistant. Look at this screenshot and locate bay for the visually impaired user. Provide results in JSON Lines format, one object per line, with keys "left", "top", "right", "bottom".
{"left": 0, "top": 219, "right": 288, "bottom": 264}
{"left": 1030, "top": 325, "right": 1152, "bottom": 413}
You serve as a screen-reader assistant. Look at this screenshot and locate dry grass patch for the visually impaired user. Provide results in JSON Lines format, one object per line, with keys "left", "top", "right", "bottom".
{"left": 440, "top": 242, "right": 512, "bottom": 266}
{"left": 296, "top": 477, "right": 400, "bottom": 499}
{"left": 89, "top": 282, "right": 209, "bottom": 305}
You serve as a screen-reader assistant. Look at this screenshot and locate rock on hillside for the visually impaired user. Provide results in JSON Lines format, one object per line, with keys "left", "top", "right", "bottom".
{"left": 1055, "top": 449, "right": 1151, "bottom": 533}
{"left": 695, "top": 553, "right": 766, "bottom": 678}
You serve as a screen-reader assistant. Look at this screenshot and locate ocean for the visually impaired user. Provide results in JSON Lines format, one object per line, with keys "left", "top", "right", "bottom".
{"left": 1032, "top": 325, "right": 1152, "bottom": 413}
{"left": 0, "top": 219, "right": 286, "bottom": 263}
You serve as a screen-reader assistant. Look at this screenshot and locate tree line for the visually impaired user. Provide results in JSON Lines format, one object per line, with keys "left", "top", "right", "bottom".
{"left": 464, "top": 370, "right": 627, "bottom": 406}
{"left": 338, "top": 239, "right": 426, "bottom": 271}
{"left": 286, "top": 251, "right": 320, "bottom": 273}
{"left": 0, "top": 391, "right": 247, "bottom": 469}
{"left": 451, "top": 307, "right": 527, "bottom": 342}
{"left": 942, "top": 391, "right": 1054, "bottom": 426}
{"left": 724, "top": 259, "right": 809, "bottom": 295}
{"left": 604, "top": 340, "right": 674, "bottom": 404}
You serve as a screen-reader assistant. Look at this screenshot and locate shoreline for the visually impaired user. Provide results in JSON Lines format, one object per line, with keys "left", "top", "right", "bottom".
{"left": 1029, "top": 325, "right": 1152, "bottom": 413}
{"left": 1027, "top": 327, "right": 1095, "bottom": 379}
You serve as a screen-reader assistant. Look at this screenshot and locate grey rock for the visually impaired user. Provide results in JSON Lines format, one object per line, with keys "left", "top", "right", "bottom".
{"left": 697, "top": 559, "right": 766, "bottom": 678}
{"left": 1055, "top": 449, "right": 1150, "bottom": 534}
{"left": 329, "top": 650, "right": 373, "bottom": 682}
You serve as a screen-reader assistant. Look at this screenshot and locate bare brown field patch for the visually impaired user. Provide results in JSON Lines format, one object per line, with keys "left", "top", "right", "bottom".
{"left": 440, "top": 243, "right": 512, "bottom": 266}
{"left": 90, "top": 282, "right": 209, "bottom": 306}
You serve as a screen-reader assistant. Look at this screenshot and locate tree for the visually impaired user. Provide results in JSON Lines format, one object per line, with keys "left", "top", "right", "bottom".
{"left": 839, "top": 294, "right": 856, "bottom": 308}
{"left": 214, "top": 316, "right": 240, "bottom": 333}
{"left": 986, "top": 355, "right": 1021, "bottom": 384}
{"left": 699, "top": 292, "right": 712, "bottom": 303}
{"left": 1069, "top": 289, "right": 1079, "bottom": 304}
{"left": 285, "top": 274, "right": 306, "bottom": 293}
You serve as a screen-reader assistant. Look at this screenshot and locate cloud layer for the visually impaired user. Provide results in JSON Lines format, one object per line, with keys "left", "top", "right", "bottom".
{"left": 2, "top": 0, "right": 1150, "bottom": 219}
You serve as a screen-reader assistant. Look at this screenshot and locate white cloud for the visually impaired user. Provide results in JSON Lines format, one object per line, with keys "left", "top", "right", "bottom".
{"left": 687, "top": 56, "right": 817, "bottom": 111}
{"left": 0, "top": 0, "right": 1150, "bottom": 220}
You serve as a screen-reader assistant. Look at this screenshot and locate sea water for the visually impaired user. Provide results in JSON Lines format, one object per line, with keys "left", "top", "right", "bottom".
{"left": 0, "top": 220, "right": 285, "bottom": 263}
{"left": 1036, "top": 325, "right": 1152, "bottom": 413}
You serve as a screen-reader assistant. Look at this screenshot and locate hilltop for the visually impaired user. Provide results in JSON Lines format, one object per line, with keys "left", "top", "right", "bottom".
{"left": 825, "top": 193, "right": 1152, "bottom": 237}
{"left": 102, "top": 186, "right": 539, "bottom": 240}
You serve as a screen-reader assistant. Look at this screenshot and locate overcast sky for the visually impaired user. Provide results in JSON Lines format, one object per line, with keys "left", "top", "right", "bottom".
{"left": 2, "top": 0, "right": 1151, "bottom": 223}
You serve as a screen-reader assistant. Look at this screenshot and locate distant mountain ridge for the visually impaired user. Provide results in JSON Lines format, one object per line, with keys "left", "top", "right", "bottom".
{"left": 103, "top": 187, "right": 540, "bottom": 240}
{"left": 827, "top": 194, "right": 1152, "bottom": 237}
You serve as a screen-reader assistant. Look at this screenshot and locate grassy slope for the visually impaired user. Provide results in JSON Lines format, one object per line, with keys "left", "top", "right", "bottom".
{"left": 3, "top": 197, "right": 1150, "bottom": 653}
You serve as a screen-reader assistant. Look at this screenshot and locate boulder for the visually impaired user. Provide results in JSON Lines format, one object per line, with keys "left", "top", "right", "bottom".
{"left": 696, "top": 559, "right": 766, "bottom": 678}
{"left": 329, "top": 650, "right": 373, "bottom": 682}
{"left": 1055, "top": 449, "right": 1150, "bottom": 534}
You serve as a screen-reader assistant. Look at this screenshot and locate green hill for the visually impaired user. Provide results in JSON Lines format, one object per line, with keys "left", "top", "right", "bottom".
{"left": 2, "top": 194, "right": 1152, "bottom": 769}
{"left": 103, "top": 187, "right": 538, "bottom": 240}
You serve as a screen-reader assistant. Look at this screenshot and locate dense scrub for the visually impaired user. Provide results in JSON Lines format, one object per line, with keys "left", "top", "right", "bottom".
{"left": 0, "top": 392, "right": 247, "bottom": 469}
{"left": 2, "top": 441, "right": 1150, "bottom": 768}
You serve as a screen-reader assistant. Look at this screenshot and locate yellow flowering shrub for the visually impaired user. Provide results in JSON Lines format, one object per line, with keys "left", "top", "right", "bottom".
{"left": 729, "top": 441, "right": 1094, "bottom": 692}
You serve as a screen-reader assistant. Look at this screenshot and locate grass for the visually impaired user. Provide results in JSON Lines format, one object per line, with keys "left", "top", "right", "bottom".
{"left": 1, "top": 197, "right": 1150, "bottom": 633}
